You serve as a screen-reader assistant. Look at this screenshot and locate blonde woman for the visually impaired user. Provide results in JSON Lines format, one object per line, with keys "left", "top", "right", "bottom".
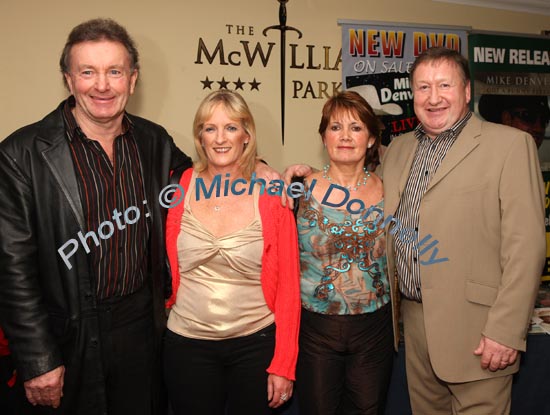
{"left": 163, "top": 90, "right": 300, "bottom": 415}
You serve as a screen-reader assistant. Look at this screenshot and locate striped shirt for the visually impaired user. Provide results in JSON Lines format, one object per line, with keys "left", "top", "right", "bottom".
{"left": 63, "top": 97, "right": 150, "bottom": 300}
{"left": 394, "top": 112, "right": 472, "bottom": 301}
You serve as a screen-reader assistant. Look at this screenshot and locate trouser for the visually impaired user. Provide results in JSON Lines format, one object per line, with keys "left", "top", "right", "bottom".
{"left": 97, "top": 285, "right": 156, "bottom": 415}
{"left": 0, "top": 354, "right": 16, "bottom": 415}
{"left": 401, "top": 298, "right": 512, "bottom": 415}
{"left": 163, "top": 324, "right": 276, "bottom": 415}
{"left": 13, "top": 285, "right": 156, "bottom": 415}
{"left": 297, "top": 304, "right": 394, "bottom": 415}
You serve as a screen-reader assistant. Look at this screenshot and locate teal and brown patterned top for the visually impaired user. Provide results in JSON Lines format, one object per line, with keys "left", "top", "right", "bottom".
{"left": 297, "top": 188, "right": 390, "bottom": 315}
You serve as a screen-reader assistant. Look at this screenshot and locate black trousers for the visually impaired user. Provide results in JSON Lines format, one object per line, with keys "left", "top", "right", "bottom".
{"left": 296, "top": 304, "right": 394, "bottom": 415}
{"left": 163, "top": 324, "right": 276, "bottom": 415}
{"left": 97, "top": 285, "right": 155, "bottom": 415}
{"left": 0, "top": 354, "right": 16, "bottom": 415}
{"left": 12, "top": 286, "right": 156, "bottom": 415}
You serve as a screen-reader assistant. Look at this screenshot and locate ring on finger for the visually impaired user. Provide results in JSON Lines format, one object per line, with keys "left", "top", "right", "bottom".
{"left": 281, "top": 392, "right": 288, "bottom": 401}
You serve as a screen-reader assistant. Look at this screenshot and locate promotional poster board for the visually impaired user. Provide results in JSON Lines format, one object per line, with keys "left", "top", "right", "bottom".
{"left": 543, "top": 171, "right": 550, "bottom": 282}
{"left": 468, "top": 32, "right": 550, "bottom": 162}
{"left": 534, "top": 171, "right": 550, "bottom": 320}
{"left": 338, "top": 20, "right": 469, "bottom": 144}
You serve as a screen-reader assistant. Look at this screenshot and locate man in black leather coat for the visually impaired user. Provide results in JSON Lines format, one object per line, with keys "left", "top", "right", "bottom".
{"left": 0, "top": 18, "right": 192, "bottom": 414}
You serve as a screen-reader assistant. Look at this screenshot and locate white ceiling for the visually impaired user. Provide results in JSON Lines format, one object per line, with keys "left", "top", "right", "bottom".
{"left": 433, "top": 0, "right": 550, "bottom": 16}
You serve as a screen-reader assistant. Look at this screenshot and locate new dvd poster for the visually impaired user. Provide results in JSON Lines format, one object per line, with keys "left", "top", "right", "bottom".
{"left": 339, "top": 20, "right": 469, "bottom": 144}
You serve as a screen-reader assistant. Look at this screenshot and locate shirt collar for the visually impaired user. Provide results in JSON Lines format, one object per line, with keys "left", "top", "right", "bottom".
{"left": 62, "top": 95, "right": 133, "bottom": 142}
{"left": 414, "top": 111, "right": 472, "bottom": 142}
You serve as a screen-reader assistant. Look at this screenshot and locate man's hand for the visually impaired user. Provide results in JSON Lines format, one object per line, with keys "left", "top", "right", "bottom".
{"left": 474, "top": 336, "right": 518, "bottom": 371}
{"left": 267, "top": 373, "right": 293, "bottom": 408}
{"left": 281, "top": 164, "right": 315, "bottom": 209}
{"left": 254, "top": 160, "right": 289, "bottom": 207}
{"left": 282, "top": 164, "right": 314, "bottom": 186}
{"left": 255, "top": 160, "right": 281, "bottom": 183}
{"left": 24, "top": 365, "right": 65, "bottom": 408}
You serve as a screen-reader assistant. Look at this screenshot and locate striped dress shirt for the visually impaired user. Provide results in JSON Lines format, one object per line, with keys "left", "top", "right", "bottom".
{"left": 63, "top": 98, "right": 150, "bottom": 300}
{"left": 394, "top": 112, "right": 472, "bottom": 301}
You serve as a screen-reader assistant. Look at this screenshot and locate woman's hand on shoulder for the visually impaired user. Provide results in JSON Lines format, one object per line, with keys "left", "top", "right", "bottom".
{"left": 267, "top": 373, "right": 293, "bottom": 408}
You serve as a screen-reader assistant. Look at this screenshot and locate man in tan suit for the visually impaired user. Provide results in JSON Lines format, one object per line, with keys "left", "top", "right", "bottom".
{"left": 381, "top": 47, "right": 546, "bottom": 414}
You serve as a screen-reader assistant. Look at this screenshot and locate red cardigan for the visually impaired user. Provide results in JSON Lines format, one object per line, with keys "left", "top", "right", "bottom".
{"left": 165, "top": 168, "right": 301, "bottom": 380}
{"left": 0, "top": 327, "right": 9, "bottom": 357}
{"left": 0, "top": 327, "right": 16, "bottom": 387}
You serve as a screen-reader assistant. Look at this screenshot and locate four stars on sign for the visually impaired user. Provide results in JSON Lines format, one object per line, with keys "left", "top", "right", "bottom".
{"left": 201, "top": 76, "right": 261, "bottom": 91}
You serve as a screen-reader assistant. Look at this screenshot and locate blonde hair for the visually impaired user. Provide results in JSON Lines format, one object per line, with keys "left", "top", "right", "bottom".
{"left": 193, "top": 90, "right": 257, "bottom": 178}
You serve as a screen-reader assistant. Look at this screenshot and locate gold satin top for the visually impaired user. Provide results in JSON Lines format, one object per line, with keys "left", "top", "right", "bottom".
{"left": 167, "top": 171, "right": 274, "bottom": 340}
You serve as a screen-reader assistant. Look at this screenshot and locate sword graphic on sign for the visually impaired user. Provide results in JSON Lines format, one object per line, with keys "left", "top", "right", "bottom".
{"left": 263, "top": 0, "right": 302, "bottom": 145}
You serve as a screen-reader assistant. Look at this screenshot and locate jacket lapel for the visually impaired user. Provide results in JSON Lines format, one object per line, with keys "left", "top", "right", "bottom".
{"left": 38, "top": 107, "right": 86, "bottom": 229}
{"left": 425, "top": 115, "right": 482, "bottom": 194}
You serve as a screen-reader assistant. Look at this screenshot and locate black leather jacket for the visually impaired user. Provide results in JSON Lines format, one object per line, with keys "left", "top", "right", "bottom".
{"left": 0, "top": 100, "right": 192, "bottom": 414}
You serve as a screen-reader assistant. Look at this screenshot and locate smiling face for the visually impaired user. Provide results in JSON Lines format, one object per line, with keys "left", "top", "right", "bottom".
{"left": 200, "top": 103, "right": 250, "bottom": 173}
{"left": 323, "top": 109, "right": 374, "bottom": 167}
{"left": 412, "top": 59, "right": 471, "bottom": 138}
{"left": 64, "top": 40, "right": 138, "bottom": 130}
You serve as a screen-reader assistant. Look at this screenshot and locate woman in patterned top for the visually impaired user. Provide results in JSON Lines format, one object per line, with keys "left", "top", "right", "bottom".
{"left": 295, "top": 90, "right": 393, "bottom": 415}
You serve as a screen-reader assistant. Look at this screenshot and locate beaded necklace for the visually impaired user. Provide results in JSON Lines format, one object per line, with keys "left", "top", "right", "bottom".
{"left": 322, "top": 164, "right": 371, "bottom": 191}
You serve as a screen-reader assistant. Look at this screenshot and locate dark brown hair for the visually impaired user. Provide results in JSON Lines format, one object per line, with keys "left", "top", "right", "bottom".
{"left": 409, "top": 47, "right": 470, "bottom": 85}
{"left": 59, "top": 18, "right": 139, "bottom": 88}
{"left": 318, "top": 90, "right": 384, "bottom": 170}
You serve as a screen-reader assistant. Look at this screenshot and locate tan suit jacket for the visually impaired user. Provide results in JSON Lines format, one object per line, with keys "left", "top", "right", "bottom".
{"left": 381, "top": 115, "right": 546, "bottom": 383}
